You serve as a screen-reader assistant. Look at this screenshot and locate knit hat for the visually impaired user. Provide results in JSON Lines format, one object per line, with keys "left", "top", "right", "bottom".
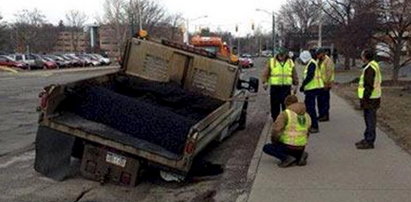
{"left": 299, "top": 50, "right": 312, "bottom": 63}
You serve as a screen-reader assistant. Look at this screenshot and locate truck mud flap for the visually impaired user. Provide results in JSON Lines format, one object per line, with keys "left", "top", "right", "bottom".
{"left": 34, "top": 126, "right": 76, "bottom": 181}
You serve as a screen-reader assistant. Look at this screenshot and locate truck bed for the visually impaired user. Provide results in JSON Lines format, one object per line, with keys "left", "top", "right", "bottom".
{"left": 54, "top": 75, "right": 224, "bottom": 156}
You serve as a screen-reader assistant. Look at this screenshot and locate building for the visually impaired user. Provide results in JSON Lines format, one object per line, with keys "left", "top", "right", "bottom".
{"left": 98, "top": 24, "right": 125, "bottom": 59}
{"left": 53, "top": 31, "right": 89, "bottom": 53}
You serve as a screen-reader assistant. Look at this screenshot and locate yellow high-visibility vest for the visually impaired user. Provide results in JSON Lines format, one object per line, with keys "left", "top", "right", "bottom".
{"left": 320, "top": 55, "right": 335, "bottom": 83}
{"left": 358, "top": 60, "right": 382, "bottom": 99}
{"left": 279, "top": 109, "right": 311, "bottom": 146}
{"left": 269, "top": 58, "right": 294, "bottom": 85}
{"left": 304, "top": 59, "right": 324, "bottom": 90}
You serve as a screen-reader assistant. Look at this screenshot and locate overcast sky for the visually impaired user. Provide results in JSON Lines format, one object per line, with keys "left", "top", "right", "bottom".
{"left": 0, "top": 0, "right": 287, "bottom": 35}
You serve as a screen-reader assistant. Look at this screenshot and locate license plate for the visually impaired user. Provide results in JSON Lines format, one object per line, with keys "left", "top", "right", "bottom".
{"left": 106, "top": 152, "right": 127, "bottom": 168}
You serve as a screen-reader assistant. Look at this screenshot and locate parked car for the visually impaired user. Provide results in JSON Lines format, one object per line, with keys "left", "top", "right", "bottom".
{"left": 78, "top": 55, "right": 100, "bottom": 66}
{"left": 38, "top": 55, "right": 59, "bottom": 69}
{"left": 66, "top": 55, "right": 86, "bottom": 67}
{"left": 9, "top": 54, "right": 38, "bottom": 69}
{"left": 241, "top": 53, "right": 253, "bottom": 58}
{"left": 0, "top": 55, "right": 29, "bottom": 69}
{"left": 92, "top": 54, "right": 111, "bottom": 65}
{"left": 56, "top": 54, "right": 82, "bottom": 67}
{"left": 46, "top": 55, "right": 70, "bottom": 68}
{"left": 239, "top": 56, "right": 254, "bottom": 68}
{"left": 30, "top": 54, "right": 58, "bottom": 69}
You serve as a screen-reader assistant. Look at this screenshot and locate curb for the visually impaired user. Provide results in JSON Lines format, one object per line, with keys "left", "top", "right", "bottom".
{"left": 21, "top": 66, "right": 120, "bottom": 75}
{"left": 240, "top": 115, "right": 271, "bottom": 202}
{"left": 0, "top": 66, "right": 120, "bottom": 77}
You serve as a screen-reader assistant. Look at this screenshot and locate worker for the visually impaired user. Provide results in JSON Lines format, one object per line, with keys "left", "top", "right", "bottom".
{"left": 356, "top": 49, "right": 381, "bottom": 149}
{"left": 299, "top": 50, "right": 324, "bottom": 133}
{"left": 262, "top": 47, "right": 299, "bottom": 120}
{"left": 262, "top": 95, "right": 311, "bottom": 168}
{"left": 317, "top": 48, "right": 335, "bottom": 122}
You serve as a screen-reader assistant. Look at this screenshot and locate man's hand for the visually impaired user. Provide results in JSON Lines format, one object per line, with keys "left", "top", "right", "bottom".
{"left": 299, "top": 86, "right": 305, "bottom": 93}
{"left": 263, "top": 82, "right": 269, "bottom": 91}
{"left": 324, "top": 82, "right": 333, "bottom": 89}
{"left": 292, "top": 86, "right": 298, "bottom": 95}
{"left": 271, "top": 135, "right": 279, "bottom": 144}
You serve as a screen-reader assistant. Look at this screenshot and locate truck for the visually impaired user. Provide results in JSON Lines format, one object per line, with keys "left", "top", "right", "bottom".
{"left": 34, "top": 37, "right": 259, "bottom": 186}
{"left": 190, "top": 35, "right": 239, "bottom": 64}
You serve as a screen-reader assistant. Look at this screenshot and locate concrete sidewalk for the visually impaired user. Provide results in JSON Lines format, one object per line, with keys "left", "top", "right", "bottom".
{"left": 247, "top": 93, "right": 411, "bottom": 202}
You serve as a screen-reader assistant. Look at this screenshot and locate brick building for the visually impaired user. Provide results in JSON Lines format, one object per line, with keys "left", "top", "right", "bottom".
{"left": 53, "top": 31, "right": 89, "bottom": 53}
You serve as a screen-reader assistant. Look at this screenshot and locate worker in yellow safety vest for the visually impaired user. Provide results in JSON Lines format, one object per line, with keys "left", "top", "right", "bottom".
{"left": 299, "top": 50, "right": 324, "bottom": 133}
{"left": 263, "top": 95, "right": 312, "bottom": 168}
{"left": 262, "top": 47, "right": 299, "bottom": 121}
{"left": 355, "top": 49, "right": 382, "bottom": 149}
{"left": 316, "top": 48, "right": 335, "bottom": 122}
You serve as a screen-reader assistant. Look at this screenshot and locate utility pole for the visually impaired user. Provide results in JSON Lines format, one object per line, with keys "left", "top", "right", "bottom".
{"left": 318, "top": 0, "right": 323, "bottom": 47}
{"left": 129, "top": 0, "right": 135, "bottom": 36}
{"left": 272, "top": 12, "right": 276, "bottom": 55}
{"left": 256, "top": 9, "right": 276, "bottom": 55}
{"left": 137, "top": 0, "right": 142, "bottom": 31}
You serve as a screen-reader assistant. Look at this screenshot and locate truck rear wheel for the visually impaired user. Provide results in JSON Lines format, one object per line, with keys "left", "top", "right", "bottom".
{"left": 238, "top": 99, "right": 249, "bottom": 130}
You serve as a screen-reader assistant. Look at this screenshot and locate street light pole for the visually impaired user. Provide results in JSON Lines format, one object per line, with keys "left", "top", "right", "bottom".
{"left": 272, "top": 12, "right": 276, "bottom": 55}
{"left": 256, "top": 9, "right": 276, "bottom": 55}
{"left": 318, "top": 0, "right": 323, "bottom": 47}
{"left": 137, "top": 0, "right": 142, "bottom": 31}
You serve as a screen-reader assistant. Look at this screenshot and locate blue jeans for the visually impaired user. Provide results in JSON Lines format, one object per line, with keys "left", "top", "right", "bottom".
{"left": 304, "top": 89, "right": 321, "bottom": 129}
{"left": 318, "top": 88, "right": 330, "bottom": 118}
{"left": 364, "top": 109, "right": 377, "bottom": 144}
{"left": 263, "top": 143, "right": 304, "bottom": 162}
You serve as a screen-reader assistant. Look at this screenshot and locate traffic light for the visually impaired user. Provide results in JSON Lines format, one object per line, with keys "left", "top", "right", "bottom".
{"left": 251, "top": 23, "right": 255, "bottom": 31}
{"left": 235, "top": 25, "right": 238, "bottom": 32}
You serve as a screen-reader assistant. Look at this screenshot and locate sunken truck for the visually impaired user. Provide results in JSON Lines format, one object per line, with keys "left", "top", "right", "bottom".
{"left": 34, "top": 37, "right": 258, "bottom": 186}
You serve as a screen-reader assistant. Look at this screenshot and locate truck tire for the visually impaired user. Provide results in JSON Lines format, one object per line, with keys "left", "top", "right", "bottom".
{"left": 238, "top": 99, "right": 249, "bottom": 130}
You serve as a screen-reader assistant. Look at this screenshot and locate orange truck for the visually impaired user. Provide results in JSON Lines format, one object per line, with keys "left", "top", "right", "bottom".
{"left": 190, "top": 35, "right": 238, "bottom": 64}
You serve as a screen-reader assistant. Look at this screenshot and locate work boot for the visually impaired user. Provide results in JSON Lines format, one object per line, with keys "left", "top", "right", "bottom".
{"left": 277, "top": 156, "right": 296, "bottom": 168}
{"left": 356, "top": 141, "right": 374, "bottom": 150}
{"left": 297, "top": 152, "right": 309, "bottom": 166}
{"left": 355, "top": 139, "right": 367, "bottom": 146}
{"left": 318, "top": 116, "right": 329, "bottom": 122}
{"left": 309, "top": 128, "right": 319, "bottom": 134}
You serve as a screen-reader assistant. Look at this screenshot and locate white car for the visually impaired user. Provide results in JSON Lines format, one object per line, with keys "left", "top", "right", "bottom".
{"left": 92, "top": 54, "right": 111, "bottom": 66}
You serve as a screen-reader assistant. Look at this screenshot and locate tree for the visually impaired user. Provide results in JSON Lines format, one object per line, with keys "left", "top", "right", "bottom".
{"left": 319, "top": 0, "right": 381, "bottom": 69}
{"left": 102, "top": 0, "right": 178, "bottom": 57}
{"left": 375, "top": 0, "right": 411, "bottom": 82}
{"left": 11, "top": 9, "right": 46, "bottom": 53}
{"left": 102, "top": 0, "right": 130, "bottom": 56}
{"left": 65, "top": 10, "right": 88, "bottom": 52}
{"left": 277, "top": 0, "right": 320, "bottom": 49}
{"left": 0, "top": 13, "right": 9, "bottom": 52}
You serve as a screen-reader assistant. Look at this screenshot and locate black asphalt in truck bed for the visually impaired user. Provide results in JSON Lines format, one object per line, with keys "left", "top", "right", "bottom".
{"left": 58, "top": 76, "right": 224, "bottom": 155}
{"left": 53, "top": 113, "right": 180, "bottom": 160}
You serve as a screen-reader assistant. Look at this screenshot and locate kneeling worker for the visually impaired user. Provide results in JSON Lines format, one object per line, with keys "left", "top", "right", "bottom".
{"left": 263, "top": 95, "right": 312, "bottom": 168}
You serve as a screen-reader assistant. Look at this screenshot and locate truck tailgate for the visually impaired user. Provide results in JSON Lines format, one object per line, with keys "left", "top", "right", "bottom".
{"left": 50, "top": 113, "right": 180, "bottom": 160}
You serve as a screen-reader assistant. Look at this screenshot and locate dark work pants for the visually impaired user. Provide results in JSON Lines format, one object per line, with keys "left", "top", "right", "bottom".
{"left": 318, "top": 88, "right": 331, "bottom": 118}
{"left": 263, "top": 143, "right": 304, "bottom": 162}
{"left": 270, "top": 85, "right": 291, "bottom": 120}
{"left": 363, "top": 109, "right": 377, "bottom": 144}
{"left": 304, "top": 89, "right": 321, "bottom": 129}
